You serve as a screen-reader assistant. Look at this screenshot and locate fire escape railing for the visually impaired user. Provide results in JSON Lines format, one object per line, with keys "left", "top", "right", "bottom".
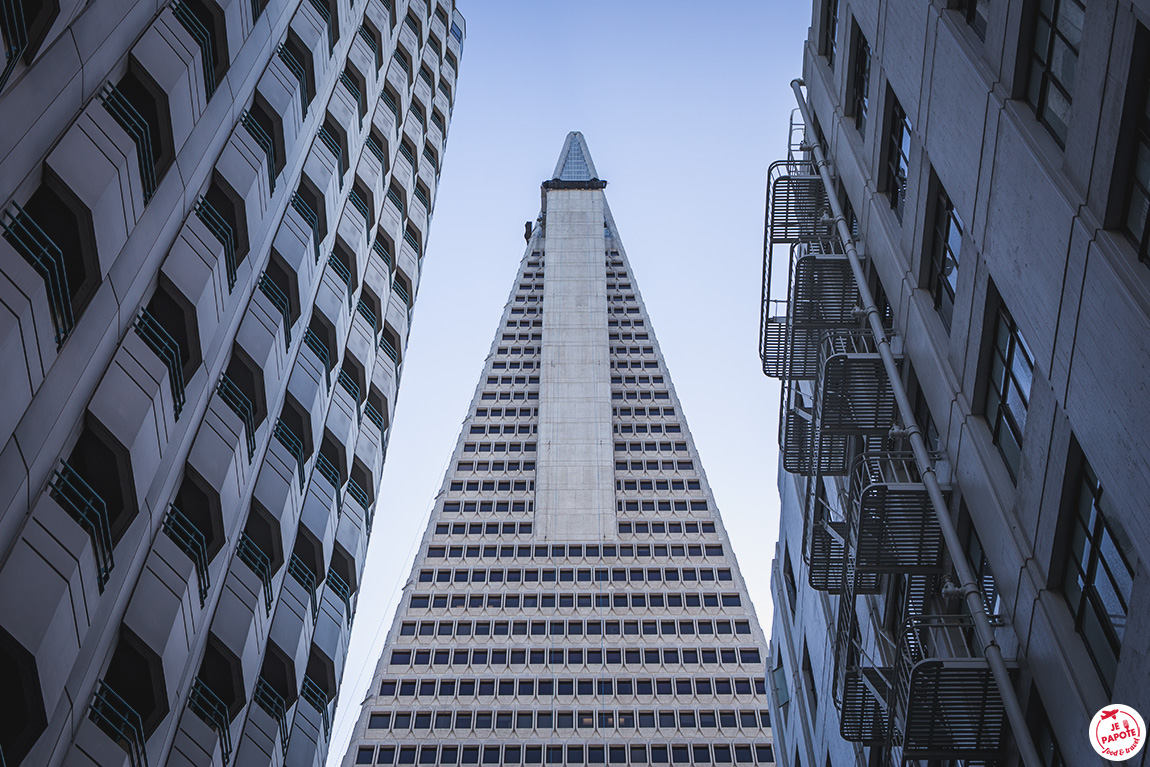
{"left": 760, "top": 83, "right": 1042, "bottom": 767}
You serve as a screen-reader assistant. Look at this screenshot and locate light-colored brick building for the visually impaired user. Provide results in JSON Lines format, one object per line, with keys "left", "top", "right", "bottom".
{"left": 0, "top": 0, "right": 463, "bottom": 764}
{"left": 762, "top": 1, "right": 1150, "bottom": 765}
{"left": 339, "top": 133, "right": 777, "bottom": 767}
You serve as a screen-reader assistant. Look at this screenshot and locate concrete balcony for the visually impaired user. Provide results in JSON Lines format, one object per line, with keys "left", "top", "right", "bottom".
{"left": 285, "top": 350, "right": 327, "bottom": 450}
{"left": 233, "top": 694, "right": 293, "bottom": 767}
{"left": 122, "top": 533, "right": 208, "bottom": 702}
{"left": 257, "top": 51, "right": 306, "bottom": 160}
{"left": 313, "top": 587, "right": 350, "bottom": 679}
{"left": 291, "top": 3, "right": 331, "bottom": 84}
{"left": 335, "top": 501, "right": 368, "bottom": 586}
{"left": 384, "top": 63, "right": 408, "bottom": 107}
{"left": 186, "top": 394, "right": 257, "bottom": 534}
{"left": 160, "top": 215, "right": 238, "bottom": 371}
{"left": 270, "top": 576, "right": 317, "bottom": 682}
{"left": 372, "top": 91, "right": 398, "bottom": 140}
{"left": 167, "top": 702, "right": 228, "bottom": 766}
{"left": 300, "top": 480, "right": 338, "bottom": 572}
{"left": 335, "top": 205, "right": 369, "bottom": 276}
{"left": 211, "top": 551, "right": 274, "bottom": 690}
{"left": 284, "top": 696, "right": 327, "bottom": 767}
{"left": 132, "top": 8, "right": 207, "bottom": 157}
{"left": 355, "top": 140, "right": 385, "bottom": 203}
{"left": 346, "top": 308, "right": 377, "bottom": 381}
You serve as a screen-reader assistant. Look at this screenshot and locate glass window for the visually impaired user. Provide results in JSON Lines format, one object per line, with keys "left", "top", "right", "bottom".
{"left": 926, "top": 181, "right": 963, "bottom": 330}
{"left": 1062, "top": 460, "right": 1135, "bottom": 691}
{"left": 1026, "top": 0, "right": 1085, "bottom": 145}
{"left": 885, "top": 91, "right": 912, "bottom": 220}
{"left": 961, "top": 0, "right": 990, "bottom": 39}
{"left": 985, "top": 305, "right": 1033, "bottom": 480}
{"left": 821, "top": 0, "right": 839, "bottom": 67}
{"left": 850, "top": 26, "right": 871, "bottom": 133}
{"left": 1123, "top": 62, "right": 1150, "bottom": 263}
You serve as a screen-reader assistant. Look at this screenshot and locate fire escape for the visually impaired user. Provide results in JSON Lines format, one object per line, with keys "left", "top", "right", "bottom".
{"left": 761, "top": 111, "right": 1017, "bottom": 766}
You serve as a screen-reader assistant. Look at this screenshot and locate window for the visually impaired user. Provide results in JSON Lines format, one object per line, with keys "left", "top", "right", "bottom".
{"left": 849, "top": 24, "right": 871, "bottom": 133}
{"left": 820, "top": 0, "right": 839, "bottom": 67}
{"left": 959, "top": 0, "right": 990, "bottom": 40}
{"left": 1028, "top": 687, "right": 1066, "bottom": 767}
{"left": 985, "top": 305, "right": 1032, "bottom": 480}
{"left": 1061, "top": 458, "right": 1134, "bottom": 692}
{"left": 925, "top": 178, "right": 962, "bottom": 330}
{"left": 1025, "top": 0, "right": 1085, "bottom": 145}
{"left": 1122, "top": 50, "right": 1150, "bottom": 263}
{"left": 782, "top": 546, "right": 797, "bottom": 614}
{"left": 884, "top": 89, "right": 912, "bottom": 220}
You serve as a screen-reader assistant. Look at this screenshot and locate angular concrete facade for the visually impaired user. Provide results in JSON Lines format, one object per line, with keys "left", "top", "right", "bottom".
{"left": 762, "top": 1, "right": 1150, "bottom": 766}
{"left": 339, "top": 134, "right": 777, "bottom": 767}
{"left": 0, "top": 0, "right": 463, "bottom": 764}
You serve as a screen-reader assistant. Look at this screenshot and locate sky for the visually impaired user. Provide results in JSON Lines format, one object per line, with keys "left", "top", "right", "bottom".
{"left": 327, "top": 2, "right": 810, "bottom": 761}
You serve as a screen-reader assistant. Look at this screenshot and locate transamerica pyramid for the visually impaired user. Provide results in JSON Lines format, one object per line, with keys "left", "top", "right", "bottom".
{"left": 340, "top": 134, "right": 776, "bottom": 767}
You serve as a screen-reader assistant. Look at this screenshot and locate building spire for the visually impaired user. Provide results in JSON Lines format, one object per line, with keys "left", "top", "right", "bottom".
{"left": 551, "top": 131, "right": 599, "bottom": 181}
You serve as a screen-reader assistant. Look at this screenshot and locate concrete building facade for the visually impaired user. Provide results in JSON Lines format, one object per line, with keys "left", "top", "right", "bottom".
{"left": 339, "top": 134, "right": 777, "bottom": 767}
{"left": 0, "top": 0, "right": 463, "bottom": 763}
{"left": 762, "top": 1, "right": 1150, "bottom": 766}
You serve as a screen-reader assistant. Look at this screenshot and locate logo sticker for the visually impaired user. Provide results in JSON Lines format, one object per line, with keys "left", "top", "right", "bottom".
{"left": 1090, "top": 705, "right": 1145, "bottom": 761}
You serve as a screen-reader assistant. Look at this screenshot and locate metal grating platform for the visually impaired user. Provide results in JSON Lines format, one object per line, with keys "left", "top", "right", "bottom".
{"left": 848, "top": 453, "right": 945, "bottom": 577}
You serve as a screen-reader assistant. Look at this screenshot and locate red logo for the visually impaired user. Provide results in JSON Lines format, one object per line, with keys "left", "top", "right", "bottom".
{"left": 1090, "top": 705, "right": 1146, "bottom": 761}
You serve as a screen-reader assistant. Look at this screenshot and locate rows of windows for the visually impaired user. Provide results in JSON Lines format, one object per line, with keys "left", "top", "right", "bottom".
{"left": 445, "top": 482, "right": 534, "bottom": 496}
{"left": 612, "top": 346, "right": 656, "bottom": 356}
{"left": 491, "top": 360, "right": 538, "bottom": 370}
{"left": 617, "top": 521, "right": 713, "bottom": 535}
{"left": 487, "top": 375, "right": 541, "bottom": 385}
{"left": 475, "top": 407, "right": 538, "bottom": 418}
{"left": 463, "top": 441, "right": 537, "bottom": 453}
{"left": 389, "top": 646, "right": 761, "bottom": 670}
{"left": 408, "top": 591, "right": 743, "bottom": 611}
{"left": 613, "top": 406, "right": 675, "bottom": 417}
{"left": 616, "top": 479, "right": 700, "bottom": 491}
{"left": 424, "top": 543, "right": 725, "bottom": 560}
{"left": 417, "top": 566, "right": 735, "bottom": 585}
{"left": 455, "top": 460, "right": 537, "bottom": 472}
{"left": 468, "top": 424, "right": 536, "bottom": 436}
{"left": 357, "top": 741, "right": 775, "bottom": 765}
{"left": 608, "top": 319, "right": 643, "bottom": 328}
{"left": 366, "top": 708, "right": 771, "bottom": 733}
{"left": 400, "top": 618, "right": 751, "bottom": 639}
{"left": 612, "top": 375, "right": 663, "bottom": 386}
{"left": 478, "top": 391, "right": 540, "bottom": 402}
{"left": 442, "top": 497, "right": 533, "bottom": 510}
{"left": 614, "top": 460, "right": 695, "bottom": 474}
{"left": 614, "top": 441, "right": 689, "bottom": 453}
{"left": 495, "top": 346, "right": 540, "bottom": 355}
{"left": 612, "top": 360, "right": 661, "bottom": 370}
{"left": 378, "top": 676, "right": 768, "bottom": 699}
{"left": 501, "top": 333, "right": 543, "bottom": 342}
{"left": 435, "top": 522, "right": 534, "bottom": 536}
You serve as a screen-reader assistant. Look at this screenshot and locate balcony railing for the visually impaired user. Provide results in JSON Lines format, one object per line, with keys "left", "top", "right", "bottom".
{"left": 338, "top": 72, "right": 363, "bottom": 127}
{"left": 356, "top": 298, "right": 378, "bottom": 334}
{"left": 403, "top": 230, "right": 421, "bottom": 259}
{"left": 49, "top": 461, "right": 114, "bottom": 591}
{"left": 364, "top": 401, "right": 384, "bottom": 432}
{"left": 889, "top": 615, "right": 1011, "bottom": 765}
{"left": 348, "top": 188, "right": 371, "bottom": 225}
{"left": 327, "top": 252, "right": 354, "bottom": 309}
{"left": 188, "top": 678, "right": 233, "bottom": 765}
{"left": 347, "top": 477, "right": 370, "bottom": 515}
{"left": 290, "top": 192, "right": 321, "bottom": 263}
{"left": 258, "top": 272, "right": 292, "bottom": 346}
{"left": 252, "top": 678, "right": 289, "bottom": 755}
{"left": 171, "top": 1, "right": 216, "bottom": 99}
{"left": 89, "top": 682, "right": 149, "bottom": 767}
{"left": 217, "top": 374, "right": 256, "bottom": 461}
{"left": 357, "top": 25, "right": 380, "bottom": 73}
{"left": 241, "top": 110, "right": 276, "bottom": 193}
{"left": 1, "top": 203, "right": 74, "bottom": 347}
{"left": 101, "top": 84, "right": 157, "bottom": 203}
{"left": 277, "top": 44, "right": 308, "bottom": 118}
{"left": 288, "top": 553, "right": 318, "bottom": 624}
{"left": 337, "top": 369, "right": 361, "bottom": 423}
{"left": 381, "top": 89, "right": 399, "bottom": 124}
{"left": 302, "top": 328, "right": 331, "bottom": 389}
{"left": 379, "top": 335, "right": 398, "bottom": 364}
{"left": 316, "top": 127, "right": 343, "bottom": 188}
{"left": 0, "top": 0, "right": 29, "bottom": 92}
{"left": 372, "top": 236, "right": 392, "bottom": 270}
{"left": 365, "top": 135, "right": 386, "bottom": 166}
{"left": 846, "top": 453, "right": 944, "bottom": 579}
{"left": 385, "top": 187, "right": 404, "bottom": 217}
{"left": 194, "top": 196, "right": 237, "bottom": 291}
{"left": 314, "top": 453, "right": 343, "bottom": 516}
{"left": 135, "top": 308, "right": 186, "bottom": 420}
{"left": 305, "top": 0, "right": 333, "bottom": 54}
{"left": 393, "top": 280, "right": 410, "bottom": 308}
{"left": 163, "top": 505, "right": 210, "bottom": 606}
{"left": 273, "top": 418, "right": 306, "bottom": 492}
{"left": 235, "top": 532, "right": 273, "bottom": 614}
{"left": 326, "top": 570, "right": 353, "bottom": 626}
{"left": 300, "top": 677, "right": 331, "bottom": 739}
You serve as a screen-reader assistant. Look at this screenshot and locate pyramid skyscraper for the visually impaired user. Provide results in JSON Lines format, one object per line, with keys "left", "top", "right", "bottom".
{"left": 341, "top": 134, "right": 776, "bottom": 767}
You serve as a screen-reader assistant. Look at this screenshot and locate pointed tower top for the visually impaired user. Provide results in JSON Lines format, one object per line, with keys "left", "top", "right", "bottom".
{"left": 551, "top": 131, "right": 599, "bottom": 181}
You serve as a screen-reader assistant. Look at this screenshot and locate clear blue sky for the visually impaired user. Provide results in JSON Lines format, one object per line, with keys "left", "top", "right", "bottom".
{"left": 328, "top": 2, "right": 810, "bottom": 760}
